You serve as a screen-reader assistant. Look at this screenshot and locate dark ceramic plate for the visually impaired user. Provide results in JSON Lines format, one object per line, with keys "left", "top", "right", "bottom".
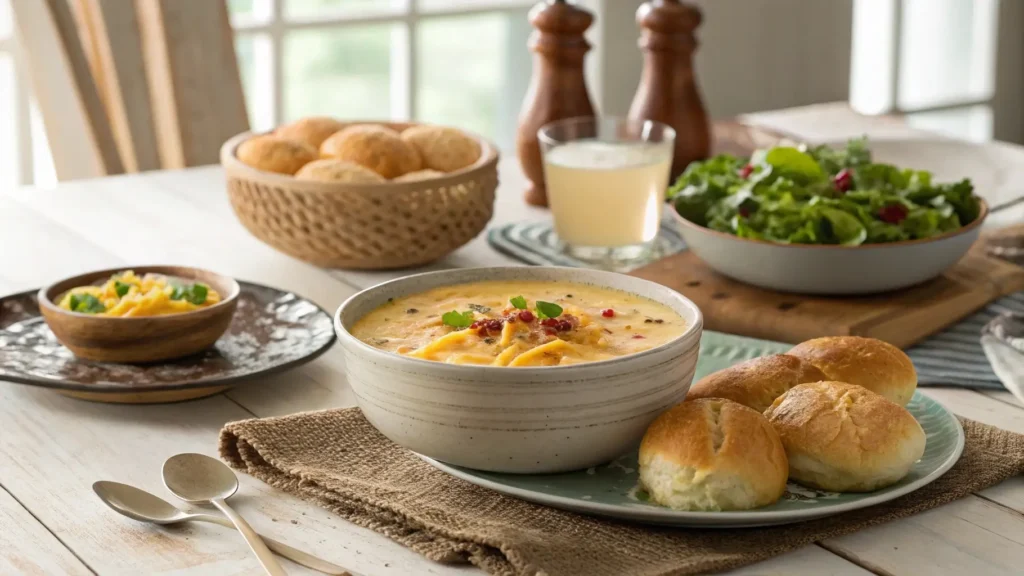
{"left": 0, "top": 281, "right": 335, "bottom": 402}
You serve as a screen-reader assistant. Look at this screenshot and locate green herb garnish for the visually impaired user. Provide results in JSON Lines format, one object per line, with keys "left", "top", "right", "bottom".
{"left": 69, "top": 294, "right": 105, "bottom": 314}
{"left": 510, "top": 296, "right": 527, "bottom": 310}
{"left": 169, "top": 283, "right": 209, "bottom": 305}
{"left": 535, "top": 301, "right": 562, "bottom": 319}
{"left": 114, "top": 281, "right": 131, "bottom": 298}
{"left": 667, "top": 137, "right": 979, "bottom": 245}
{"left": 441, "top": 310, "right": 474, "bottom": 328}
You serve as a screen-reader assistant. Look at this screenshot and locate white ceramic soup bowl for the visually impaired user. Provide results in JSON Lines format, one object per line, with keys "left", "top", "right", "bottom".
{"left": 335, "top": 267, "right": 703, "bottom": 474}
{"left": 670, "top": 199, "right": 989, "bottom": 295}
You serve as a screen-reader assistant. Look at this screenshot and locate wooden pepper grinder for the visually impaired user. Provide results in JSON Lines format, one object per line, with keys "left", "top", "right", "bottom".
{"left": 628, "top": 0, "right": 710, "bottom": 179}
{"left": 516, "top": 0, "right": 597, "bottom": 207}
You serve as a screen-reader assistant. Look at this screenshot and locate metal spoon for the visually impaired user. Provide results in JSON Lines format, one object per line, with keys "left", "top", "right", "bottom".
{"left": 92, "top": 481, "right": 350, "bottom": 575}
{"left": 162, "top": 453, "right": 287, "bottom": 576}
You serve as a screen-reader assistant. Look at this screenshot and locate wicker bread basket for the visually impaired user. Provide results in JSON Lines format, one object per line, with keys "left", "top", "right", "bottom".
{"left": 220, "top": 122, "right": 499, "bottom": 270}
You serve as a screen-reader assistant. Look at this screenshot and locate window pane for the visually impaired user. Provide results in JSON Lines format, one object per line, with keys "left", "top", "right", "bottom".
{"left": 416, "top": 11, "right": 530, "bottom": 150}
{"left": 284, "top": 26, "right": 393, "bottom": 122}
{"left": 418, "top": 0, "right": 533, "bottom": 12}
{"left": 285, "top": 0, "right": 406, "bottom": 19}
{"left": 906, "top": 105, "right": 993, "bottom": 143}
{"left": 897, "top": 0, "right": 997, "bottom": 109}
{"left": 0, "top": 54, "right": 17, "bottom": 189}
{"left": 235, "top": 33, "right": 274, "bottom": 131}
{"left": 228, "top": 0, "right": 271, "bottom": 26}
{"left": 0, "top": 0, "right": 11, "bottom": 39}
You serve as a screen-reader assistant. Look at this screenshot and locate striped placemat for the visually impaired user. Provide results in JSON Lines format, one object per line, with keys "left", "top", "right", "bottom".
{"left": 488, "top": 219, "right": 1017, "bottom": 390}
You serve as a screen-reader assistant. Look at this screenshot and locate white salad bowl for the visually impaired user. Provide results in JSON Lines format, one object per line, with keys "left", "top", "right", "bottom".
{"left": 671, "top": 198, "right": 989, "bottom": 295}
{"left": 335, "top": 267, "right": 704, "bottom": 474}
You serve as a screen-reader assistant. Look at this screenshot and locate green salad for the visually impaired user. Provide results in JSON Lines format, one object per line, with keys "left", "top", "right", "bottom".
{"left": 668, "top": 138, "right": 981, "bottom": 245}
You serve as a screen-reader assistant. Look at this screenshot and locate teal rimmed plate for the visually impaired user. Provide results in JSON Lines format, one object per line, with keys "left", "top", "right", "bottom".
{"left": 419, "top": 331, "right": 965, "bottom": 528}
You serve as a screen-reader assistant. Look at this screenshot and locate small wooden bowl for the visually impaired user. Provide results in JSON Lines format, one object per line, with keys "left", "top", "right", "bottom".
{"left": 37, "top": 266, "right": 240, "bottom": 364}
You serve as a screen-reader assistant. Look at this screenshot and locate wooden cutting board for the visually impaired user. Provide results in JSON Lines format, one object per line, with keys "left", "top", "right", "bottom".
{"left": 630, "top": 228, "right": 1024, "bottom": 348}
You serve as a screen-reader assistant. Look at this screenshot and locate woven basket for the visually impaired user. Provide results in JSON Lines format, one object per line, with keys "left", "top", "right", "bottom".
{"left": 220, "top": 123, "right": 499, "bottom": 270}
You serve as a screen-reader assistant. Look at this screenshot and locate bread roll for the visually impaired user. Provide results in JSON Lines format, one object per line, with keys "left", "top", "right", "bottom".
{"left": 401, "top": 125, "right": 481, "bottom": 172}
{"left": 237, "top": 135, "right": 317, "bottom": 175}
{"left": 788, "top": 336, "right": 917, "bottom": 406}
{"left": 686, "top": 354, "right": 827, "bottom": 412}
{"left": 275, "top": 116, "right": 348, "bottom": 149}
{"left": 764, "top": 381, "right": 925, "bottom": 492}
{"left": 295, "top": 159, "right": 385, "bottom": 183}
{"left": 320, "top": 125, "right": 421, "bottom": 179}
{"left": 638, "top": 398, "right": 788, "bottom": 511}
{"left": 392, "top": 169, "right": 445, "bottom": 183}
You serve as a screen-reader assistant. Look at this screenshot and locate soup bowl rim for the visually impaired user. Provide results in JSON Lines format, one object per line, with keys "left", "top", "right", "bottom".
{"left": 334, "top": 266, "right": 704, "bottom": 376}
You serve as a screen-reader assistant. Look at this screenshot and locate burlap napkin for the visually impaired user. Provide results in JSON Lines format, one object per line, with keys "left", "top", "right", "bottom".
{"left": 220, "top": 408, "right": 1024, "bottom": 576}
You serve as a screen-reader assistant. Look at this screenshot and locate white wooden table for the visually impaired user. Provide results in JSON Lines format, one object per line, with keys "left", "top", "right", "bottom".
{"left": 2, "top": 104, "right": 1024, "bottom": 576}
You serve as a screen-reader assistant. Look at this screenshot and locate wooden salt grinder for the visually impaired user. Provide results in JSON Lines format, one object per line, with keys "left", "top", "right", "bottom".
{"left": 628, "top": 0, "right": 710, "bottom": 180}
{"left": 516, "top": 0, "right": 597, "bottom": 207}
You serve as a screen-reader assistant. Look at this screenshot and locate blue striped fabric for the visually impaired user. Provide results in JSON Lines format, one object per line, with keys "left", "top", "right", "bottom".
{"left": 488, "top": 220, "right": 1016, "bottom": 389}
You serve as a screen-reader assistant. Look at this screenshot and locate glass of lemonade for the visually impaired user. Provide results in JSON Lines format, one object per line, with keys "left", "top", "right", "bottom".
{"left": 539, "top": 116, "right": 675, "bottom": 267}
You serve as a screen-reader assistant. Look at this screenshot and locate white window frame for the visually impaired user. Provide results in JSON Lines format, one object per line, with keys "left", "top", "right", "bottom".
{"left": 230, "top": 0, "right": 544, "bottom": 130}
{"left": 850, "top": 0, "right": 999, "bottom": 119}
{"left": 0, "top": 22, "right": 35, "bottom": 186}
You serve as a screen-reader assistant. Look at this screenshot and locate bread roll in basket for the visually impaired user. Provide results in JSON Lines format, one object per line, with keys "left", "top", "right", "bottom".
{"left": 220, "top": 122, "right": 499, "bottom": 270}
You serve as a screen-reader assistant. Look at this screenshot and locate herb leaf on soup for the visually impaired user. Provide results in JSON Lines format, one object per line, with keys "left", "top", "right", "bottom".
{"left": 441, "top": 310, "right": 474, "bottom": 328}
{"left": 510, "top": 296, "right": 528, "bottom": 310}
{"left": 535, "top": 301, "right": 563, "bottom": 319}
{"left": 114, "top": 281, "right": 131, "bottom": 298}
{"left": 69, "top": 294, "right": 105, "bottom": 314}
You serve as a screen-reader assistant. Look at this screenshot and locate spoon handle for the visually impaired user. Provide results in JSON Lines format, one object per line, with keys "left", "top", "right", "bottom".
{"left": 212, "top": 498, "right": 288, "bottom": 576}
{"left": 195, "top": 515, "right": 351, "bottom": 575}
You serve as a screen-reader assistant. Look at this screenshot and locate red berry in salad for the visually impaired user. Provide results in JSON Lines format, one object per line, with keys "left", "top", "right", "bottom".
{"left": 833, "top": 168, "right": 853, "bottom": 193}
{"left": 738, "top": 164, "right": 754, "bottom": 179}
{"left": 878, "top": 204, "right": 909, "bottom": 224}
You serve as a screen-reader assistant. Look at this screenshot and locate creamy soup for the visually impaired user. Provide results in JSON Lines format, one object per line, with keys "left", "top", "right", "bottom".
{"left": 351, "top": 281, "right": 685, "bottom": 366}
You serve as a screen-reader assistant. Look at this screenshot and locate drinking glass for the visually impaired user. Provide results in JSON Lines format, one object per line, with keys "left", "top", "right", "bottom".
{"left": 538, "top": 116, "right": 675, "bottom": 268}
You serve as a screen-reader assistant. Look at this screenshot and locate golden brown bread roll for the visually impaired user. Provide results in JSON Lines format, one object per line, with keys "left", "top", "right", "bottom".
{"left": 237, "top": 135, "right": 317, "bottom": 175}
{"left": 392, "top": 169, "right": 445, "bottom": 183}
{"left": 638, "top": 398, "right": 788, "bottom": 511}
{"left": 294, "top": 159, "right": 386, "bottom": 183}
{"left": 788, "top": 336, "right": 917, "bottom": 406}
{"left": 686, "top": 354, "right": 827, "bottom": 413}
{"left": 764, "top": 381, "right": 925, "bottom": 492}
{"left": 320, "top": 125, "right": 421, "bottom": 179}
{"left": 275, "top": 116, "right": 349, "bottom": 149}
{"left": 401, "top": 125, "right": 481, "bottom": 172}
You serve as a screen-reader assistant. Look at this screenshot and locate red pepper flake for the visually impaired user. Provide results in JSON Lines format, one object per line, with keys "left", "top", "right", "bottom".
{"left": 833, "top": 168, "right": 853, "bottom": 193}
{"left": 738, "top": 163, "right": 754, "bottom": 179}
{"left": 632, "top": 334, "right": 645, "bottom": 339}
{"left": 601, "top": 308, "right": 615, "bottom": 318}
{"left": 878, "top": 204, "right": 909, "bottom": 224}
{"left": 518, "top": 310, "right": 535, "bottom": 322}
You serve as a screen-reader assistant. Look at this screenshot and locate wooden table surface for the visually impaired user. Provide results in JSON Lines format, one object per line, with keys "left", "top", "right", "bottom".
{"left": 3, "top": 103, "right": 1024, "bottom": 576}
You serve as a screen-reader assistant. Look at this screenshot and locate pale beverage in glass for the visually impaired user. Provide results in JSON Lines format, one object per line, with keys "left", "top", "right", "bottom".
{"left": 539, "top": 117, "right": 675, "bottom": 265}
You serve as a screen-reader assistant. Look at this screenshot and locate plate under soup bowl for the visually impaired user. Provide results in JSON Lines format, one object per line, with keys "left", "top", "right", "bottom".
{"left": 335, "top": 267, "right": 703, "bottom": 474}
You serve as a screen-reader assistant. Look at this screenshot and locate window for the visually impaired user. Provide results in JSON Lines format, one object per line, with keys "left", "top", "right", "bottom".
{"left": 229, "top": 0, "right": 534, "bottom": 150}
{"left": 850, "top": 0, "right": 1000, "bottom": 142}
